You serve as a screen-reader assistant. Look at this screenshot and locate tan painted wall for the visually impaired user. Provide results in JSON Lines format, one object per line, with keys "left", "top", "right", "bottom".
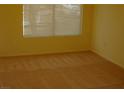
{"left": 92, "top": 5, "right": 124, "bottom": 68}
{"left": 1, "top": 4, "right": 124, "bottom": 69}
{"left": 0, "top": 4, "right": 93, "bottom": 57}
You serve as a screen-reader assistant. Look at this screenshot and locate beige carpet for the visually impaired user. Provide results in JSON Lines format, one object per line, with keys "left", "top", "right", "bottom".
{"left": 0, "top": 51, "right": 124, "bottom": 89}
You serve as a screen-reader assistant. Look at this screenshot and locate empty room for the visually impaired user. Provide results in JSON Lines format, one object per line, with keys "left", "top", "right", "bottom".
{"left": 0, "top": 4, "right": 124, "bottom": 89}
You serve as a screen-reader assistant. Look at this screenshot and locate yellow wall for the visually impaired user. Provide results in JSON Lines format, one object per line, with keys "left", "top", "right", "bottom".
{"left": 92, "top": 5, "right": 124, "bottom": 68}
{"left": 0, "top": 4, "right": 93, "bottom": 57}
{"left": 1, "top": 4, "right": 124, "bottom": 68}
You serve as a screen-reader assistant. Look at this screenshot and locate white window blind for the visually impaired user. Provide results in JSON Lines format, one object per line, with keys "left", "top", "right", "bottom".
{"left": 23, "top": 4, "right": 81, "bottom": 37}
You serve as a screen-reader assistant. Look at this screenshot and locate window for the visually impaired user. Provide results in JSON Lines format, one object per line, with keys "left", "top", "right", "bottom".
{"left": 23, "top": 4, "right": 81, "bottom": 37}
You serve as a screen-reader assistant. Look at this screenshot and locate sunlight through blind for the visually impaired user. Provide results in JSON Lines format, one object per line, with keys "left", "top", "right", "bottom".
{"left": 23, "top": 4, "right": 81, "bottom": 37}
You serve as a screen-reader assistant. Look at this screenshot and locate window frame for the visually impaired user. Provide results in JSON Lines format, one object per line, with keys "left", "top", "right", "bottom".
{"left": 23, "top": 4, "right": 82, "bottom": 38}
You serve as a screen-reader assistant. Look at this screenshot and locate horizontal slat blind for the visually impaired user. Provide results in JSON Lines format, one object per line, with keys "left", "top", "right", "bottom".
{"left": 23, "top": 4, "right": 81, "bottom": 37}
{"left": 54, "top": 4, "right": 81, "bottom": 36}
{"left": 23, "top": 4, "right": 53, "bottom": 37}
